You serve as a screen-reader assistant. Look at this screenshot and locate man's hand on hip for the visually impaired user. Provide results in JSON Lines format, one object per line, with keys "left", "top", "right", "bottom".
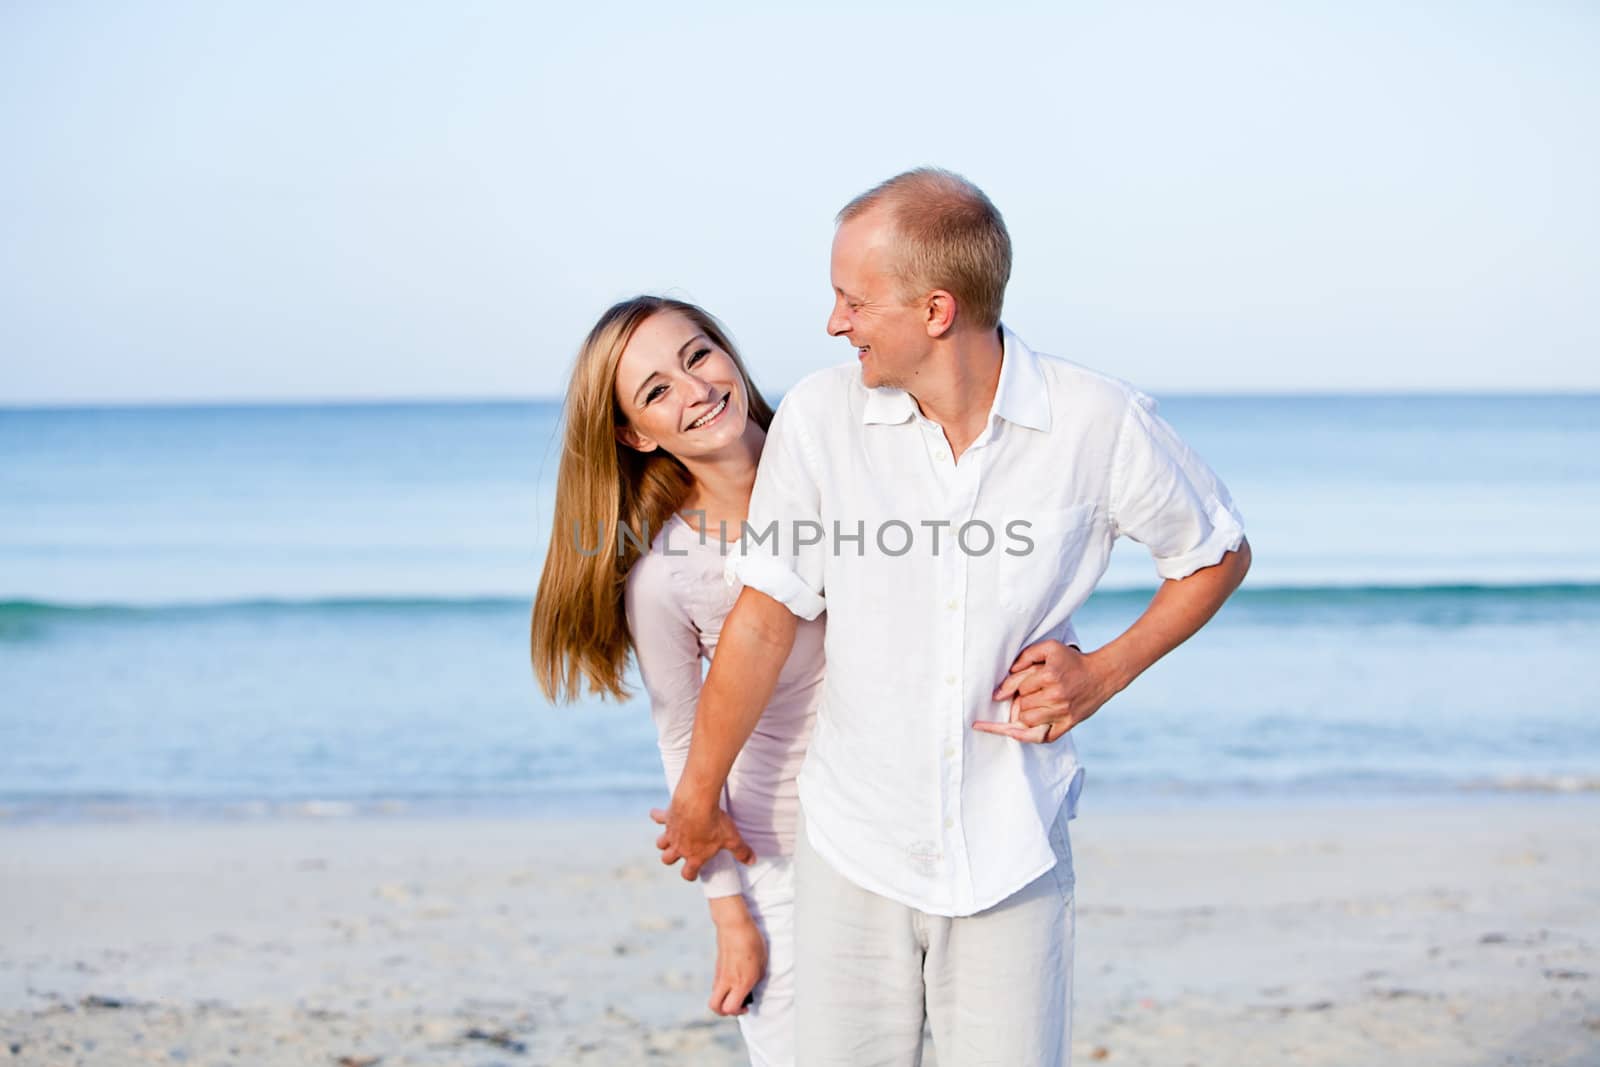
{"left": 651, "top": 793, "right": 755, "bottom": 881}
{"left": 973, "top": 543, "right": 1252, "bottom": 744}
{"left": 973, "top": 639, "right": 1125, "bottom": 744}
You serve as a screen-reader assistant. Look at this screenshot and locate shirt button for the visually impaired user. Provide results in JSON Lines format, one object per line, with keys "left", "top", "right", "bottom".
{"left": 943, "top": 746, "right": 956, "bottom": 758}
{"left": 944, "top": 675, "right": 957, "bottom": 686}
{"left": 945, "top": 599, "right": 959, "bottom": 611}
{"left": 944, "top": 817, "right": 954, "bottom": 829}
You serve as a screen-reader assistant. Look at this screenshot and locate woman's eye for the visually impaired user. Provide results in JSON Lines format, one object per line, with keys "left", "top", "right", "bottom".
{"left": 687, "top": 347, "right": 710, "bottom": 366}
{"left": 645, "top": 385, "right": 666, "bottom": 404}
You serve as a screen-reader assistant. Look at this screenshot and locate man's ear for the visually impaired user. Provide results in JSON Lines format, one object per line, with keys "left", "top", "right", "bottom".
{"left": 925, "top": 290, "right": 957, "bottom": 338}
{"left": 615, "top": 425, "right": 659, "bottom": 453}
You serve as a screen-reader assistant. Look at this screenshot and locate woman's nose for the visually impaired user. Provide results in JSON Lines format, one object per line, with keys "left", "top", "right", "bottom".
{"left": 685, "top": 373, "right": 718, "bottom": 401}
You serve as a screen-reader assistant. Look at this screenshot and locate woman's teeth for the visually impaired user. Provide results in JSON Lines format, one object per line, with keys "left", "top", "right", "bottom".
{"left": 688, "top": 396, "right": 727, "bottom": 429}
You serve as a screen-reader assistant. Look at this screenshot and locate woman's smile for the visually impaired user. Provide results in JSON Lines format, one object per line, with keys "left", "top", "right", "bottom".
{"left": 686, "top": 393, "right": 729, "bottom": 431}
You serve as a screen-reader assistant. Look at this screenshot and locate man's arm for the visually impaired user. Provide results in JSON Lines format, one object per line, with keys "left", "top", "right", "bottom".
{"left": 978, "top": 538, "right": 1251, "bottom": 742}
{"left": 1092, "top": 536, "right": 1251, "bottom": 700}
{"left": 654, "top": 586, "right": 799, "bottom": 878}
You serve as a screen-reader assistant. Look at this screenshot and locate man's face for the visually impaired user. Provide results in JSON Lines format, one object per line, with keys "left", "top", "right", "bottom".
{"left": 827, "top": 210, "right": 931, "bottom": 390}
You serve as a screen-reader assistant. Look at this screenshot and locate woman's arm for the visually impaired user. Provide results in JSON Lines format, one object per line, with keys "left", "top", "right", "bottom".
{"left": 706, "top": 894, "right": 765, "bottom": 1017}
{"left": 626, "top": 552, "right": 768, "bottom": 1014}
{"left": 624, "top": 551, "right": 745, "bottom": 898}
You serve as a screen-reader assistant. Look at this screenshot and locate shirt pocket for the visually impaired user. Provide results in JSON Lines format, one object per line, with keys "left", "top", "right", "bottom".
{"left": 993, "top": 502, "right": 1099, "bottom": 615}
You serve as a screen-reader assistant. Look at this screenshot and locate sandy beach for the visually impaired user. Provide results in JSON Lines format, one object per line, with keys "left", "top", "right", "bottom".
{"left": 3, "top": 798, "right": 1597, "bottom": 1066}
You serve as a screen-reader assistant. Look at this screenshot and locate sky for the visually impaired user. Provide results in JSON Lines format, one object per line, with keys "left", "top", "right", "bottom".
{"left": 1, "top": 1, "right": 1596, "bottom": 403}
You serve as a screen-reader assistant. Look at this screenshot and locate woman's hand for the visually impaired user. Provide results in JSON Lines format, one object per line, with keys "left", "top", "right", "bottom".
{"left": 707, "top": 895, "right": 767, "bottom": 1017}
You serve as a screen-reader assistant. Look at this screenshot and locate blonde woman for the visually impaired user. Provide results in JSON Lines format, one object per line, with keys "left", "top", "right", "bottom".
{"left": 532, "top": 296, "right": 821, "bottom": 1066}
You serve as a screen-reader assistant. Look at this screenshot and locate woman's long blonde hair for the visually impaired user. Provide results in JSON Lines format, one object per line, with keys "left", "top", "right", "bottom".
{"left": 531, "top": 296, "right": 775, "bottom": 703}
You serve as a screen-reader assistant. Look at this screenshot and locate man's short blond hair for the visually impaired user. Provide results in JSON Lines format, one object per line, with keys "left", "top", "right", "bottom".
{"left": 837, "top": 167, "right": 1012, "bottom": 331}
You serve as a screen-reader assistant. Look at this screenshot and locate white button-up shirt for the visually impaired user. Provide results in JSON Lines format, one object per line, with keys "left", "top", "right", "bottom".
{"left": 728, "top": 327, "right": 1245, "bottom": 916}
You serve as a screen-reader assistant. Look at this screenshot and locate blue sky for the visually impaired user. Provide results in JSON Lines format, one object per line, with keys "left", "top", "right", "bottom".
{"left": 2, "top": 1, "right": 1595, "bottom": 403}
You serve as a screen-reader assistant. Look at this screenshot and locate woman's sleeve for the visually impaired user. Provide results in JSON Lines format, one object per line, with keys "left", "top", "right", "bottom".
{"left": 624, "top": 551, "right": 744, "bottom": 899}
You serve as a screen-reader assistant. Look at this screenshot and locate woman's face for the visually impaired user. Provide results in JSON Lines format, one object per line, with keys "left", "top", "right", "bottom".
{"left": 613, "top": 310, "right": 749, "bottom": 461}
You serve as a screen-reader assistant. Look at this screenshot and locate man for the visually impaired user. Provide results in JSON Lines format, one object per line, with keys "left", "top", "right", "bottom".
{"left": 656, "top": 168, "right": 1251, "bottom": 1065}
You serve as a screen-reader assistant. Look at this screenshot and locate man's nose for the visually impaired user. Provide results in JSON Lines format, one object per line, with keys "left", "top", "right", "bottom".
{"left": 826, "top": 305, "right": 850, "bottom": 337}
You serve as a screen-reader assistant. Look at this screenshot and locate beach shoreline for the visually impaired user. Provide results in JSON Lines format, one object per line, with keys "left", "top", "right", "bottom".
{"left": 4, "top": 797, "right": 1597, "bottom": 1065}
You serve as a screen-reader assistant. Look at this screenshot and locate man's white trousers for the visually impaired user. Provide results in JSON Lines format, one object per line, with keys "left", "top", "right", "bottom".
{"left": 794, "top": 805, "right": 1076, "bottom": 1066}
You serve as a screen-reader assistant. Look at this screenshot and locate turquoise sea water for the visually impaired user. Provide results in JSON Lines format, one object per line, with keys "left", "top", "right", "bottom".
{"left": 2, "top": 395, "right": 1598, "bottom": 819}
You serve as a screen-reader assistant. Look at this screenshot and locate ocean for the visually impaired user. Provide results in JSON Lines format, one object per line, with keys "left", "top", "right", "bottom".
{"left": 2, "top": 394, "right": 1597, "bottom": 821}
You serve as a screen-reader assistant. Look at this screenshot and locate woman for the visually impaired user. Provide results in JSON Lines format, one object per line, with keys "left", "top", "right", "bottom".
{"left": 531, "top": 296, "right": 821, "bottom": 1066}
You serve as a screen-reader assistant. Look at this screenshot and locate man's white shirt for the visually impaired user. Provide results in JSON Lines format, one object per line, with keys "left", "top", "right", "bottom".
{"left": 727, "top": 327, "right": 1245, "bottom": 916}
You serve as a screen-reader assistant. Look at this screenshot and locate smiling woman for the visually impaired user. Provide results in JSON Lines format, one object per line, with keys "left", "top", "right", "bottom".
{"left": 531, "top": 298, "right": 772, "bottom": 703}
{"left": 614, "top": 313, "right": 749, "bottom": 457}
{"left": 529, "top": 295, "right": 820, "bottom": 1066}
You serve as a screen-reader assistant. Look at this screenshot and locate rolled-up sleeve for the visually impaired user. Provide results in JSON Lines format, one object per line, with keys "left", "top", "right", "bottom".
{"left": 624, "top": 554, "right": 744, "bottom": 899}
{"left": 725, "top": 395, "right": 827, "bottom": 620}
{"left": 1109, "top": 392, "right": 1246, "bottom": 580}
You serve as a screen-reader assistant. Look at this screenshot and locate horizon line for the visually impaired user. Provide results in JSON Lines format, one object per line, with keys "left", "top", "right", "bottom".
{"left": 5, "top": 386, "right": 1600, "bottom": 412}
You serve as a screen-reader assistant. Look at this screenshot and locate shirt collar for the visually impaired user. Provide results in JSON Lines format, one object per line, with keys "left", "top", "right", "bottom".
{"left": 861, "top": 382, "right": 919, "bottom": 425}
{"left": 990, "top": 325, "right": 1052, "bottom": 432}
{"left": 861, "top": 324, "right": 1052, "bottom": 432}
